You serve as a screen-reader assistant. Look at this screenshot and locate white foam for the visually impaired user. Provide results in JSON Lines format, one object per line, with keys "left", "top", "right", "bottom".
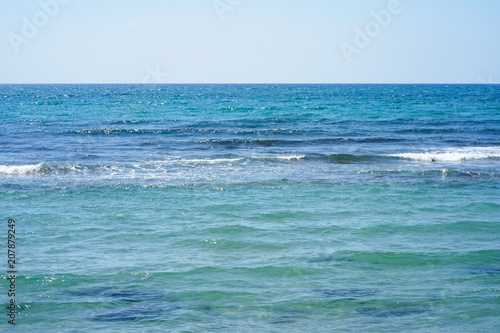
{"left": 0, "top": 163, "right": 45, "bottom": 175}
{"left": 251, "top": 155, "right": 305, "bottom": 161}
{"left": 386, "top": 147, "right": 500, "bottom": 162}
{"left": 179, "top": 158, "right": 245, "bottom": 164}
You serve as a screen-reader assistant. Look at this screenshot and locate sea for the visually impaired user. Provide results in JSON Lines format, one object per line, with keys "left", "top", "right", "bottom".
{"left": 1, "top": 84, "right": 499, "bottom": 332}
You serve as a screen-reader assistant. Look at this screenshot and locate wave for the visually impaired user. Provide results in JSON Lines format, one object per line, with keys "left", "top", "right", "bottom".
{"left": 67, "top": 127, "right": 405, "bottom": 147}
{"left": 251, "top": 155, "right": 305, "bottom": 161}
{"left": 0, "top": 163, "right": 114, "bottom": 176}
{"left": 170, "top": 155, "right": 306, "bottom": 165}
{"left": 177, "top": 158, "right": 245, "bottom": 164}
{"left": 2, "top": 155, "right": 498, "bottom": 180}
{"left": 0, "top": 156, "right": 305, "bottom": 176}
{"left": 386, "top": 147, "right": 500, "bottom": 162}
{"left": 165, "top": 154, "right": 377, "bottom": 164}
{"left": 195, "top": 137, "right": 403, "bottom": 147}
{"left": 0, "top": 163, "right": 46, "bottom": 175}
{"left": 311, "top": 154, "right": 380, "bottom": 164}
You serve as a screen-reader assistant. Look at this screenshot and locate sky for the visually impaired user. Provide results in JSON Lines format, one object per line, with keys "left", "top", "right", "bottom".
{"left": 0, "top": 0, "right": 499, "bottom": 84}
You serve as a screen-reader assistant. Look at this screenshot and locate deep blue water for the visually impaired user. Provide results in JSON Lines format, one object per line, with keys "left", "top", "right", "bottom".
{"left": 1, "top": 84, "right": 500, "bottom": 332}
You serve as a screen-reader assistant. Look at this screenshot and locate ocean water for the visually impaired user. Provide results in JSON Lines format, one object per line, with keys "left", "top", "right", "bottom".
{"left": 1, "top": 84, "right": 499, "bottom": 332}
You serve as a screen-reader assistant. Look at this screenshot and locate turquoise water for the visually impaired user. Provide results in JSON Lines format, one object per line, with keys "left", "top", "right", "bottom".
{"left": 1, "top": 84, "right": 500, "bottom": 331}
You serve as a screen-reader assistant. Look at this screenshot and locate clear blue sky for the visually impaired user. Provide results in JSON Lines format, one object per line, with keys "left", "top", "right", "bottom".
{"left": 1, "top": 0, "right": 499, "bottom": 83}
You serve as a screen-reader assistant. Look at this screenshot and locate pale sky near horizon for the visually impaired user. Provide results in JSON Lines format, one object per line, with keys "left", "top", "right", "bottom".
{"left": 0, "top": 0, "right": 499, "bottom": 84}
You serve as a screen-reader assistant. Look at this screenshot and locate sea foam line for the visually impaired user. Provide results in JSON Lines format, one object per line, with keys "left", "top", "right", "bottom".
{"left": 386, "top": 147, "right": 500, "bottom": 162}
{"left": 164, "top": 155, "right": 306, "bottom": 164}
{"left": 178, "top": 158, "right": 245, "bottom": 164}
{"left": 251, "top": 155, "right": 306, "bottom": 161}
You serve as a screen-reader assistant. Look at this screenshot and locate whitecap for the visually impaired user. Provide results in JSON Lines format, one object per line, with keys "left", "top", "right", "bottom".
{"left": 180, "top": 158, "right": 245, "bottom": 164}
{"left": 0, "top": 163, "right": 45, "bottom": 175}
{"left": 251, "top": 155, "right": 305, "bottom": 161}
{"left": 386, "top": 147, "right": 500, "bottom": 162}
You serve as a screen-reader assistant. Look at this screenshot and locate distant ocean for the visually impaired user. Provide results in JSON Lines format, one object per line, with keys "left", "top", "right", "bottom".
{"left": 1, "top": 84, "right": 499, "bottom": 332}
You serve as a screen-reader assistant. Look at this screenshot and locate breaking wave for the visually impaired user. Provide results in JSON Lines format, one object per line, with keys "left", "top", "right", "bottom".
{"left": 386, "top": 147, "right": 500, "bottom": 162}
{"left": 0, "top": 163, "right": 46, "bottom": 175}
